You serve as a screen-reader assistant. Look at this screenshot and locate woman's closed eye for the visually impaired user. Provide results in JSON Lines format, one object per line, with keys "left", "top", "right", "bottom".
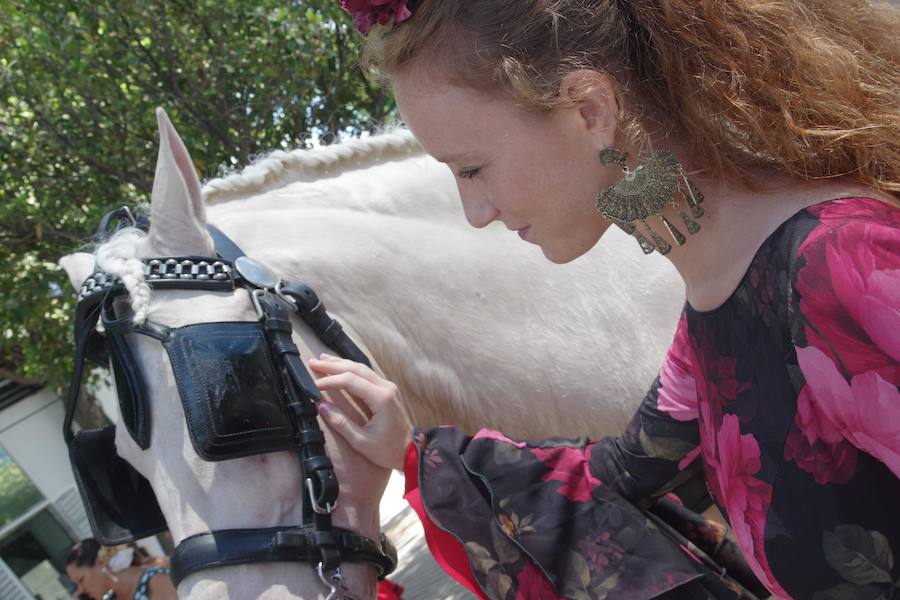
{"left": 456, "top": 167, "right": 481, "bottom": 180}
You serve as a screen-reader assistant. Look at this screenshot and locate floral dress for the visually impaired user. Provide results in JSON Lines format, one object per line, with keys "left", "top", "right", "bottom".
{"left": 402, "top": 198, "right": 900, "bottom": 599}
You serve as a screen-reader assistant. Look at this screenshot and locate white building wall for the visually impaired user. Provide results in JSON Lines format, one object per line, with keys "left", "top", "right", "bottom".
{"left": 0, "top": 389, "right": 93, "bottom": 542}
{"left": 0, "top": 389, "right": 77, "bottom": 501}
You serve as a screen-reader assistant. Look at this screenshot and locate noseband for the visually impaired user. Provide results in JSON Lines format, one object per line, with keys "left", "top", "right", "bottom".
{"left": 64, "top": 208, "right": 395, "bottom": 596}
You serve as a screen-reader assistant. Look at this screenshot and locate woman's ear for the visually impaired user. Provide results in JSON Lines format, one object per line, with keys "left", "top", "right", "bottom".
{"left": 559, "top": 70, "right": 620, "bottom": 151}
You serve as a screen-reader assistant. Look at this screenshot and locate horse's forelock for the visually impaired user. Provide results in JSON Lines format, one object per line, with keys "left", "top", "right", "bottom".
{"left": 201, "top": 129, "right": 422, "bottom": 205}
{"left": 94, "top": 227, "right": 152, "bottom": 323}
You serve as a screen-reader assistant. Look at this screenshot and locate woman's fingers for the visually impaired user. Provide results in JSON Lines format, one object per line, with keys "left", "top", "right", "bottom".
{"left": 309, "top": 357, "right": 398, "bottom": 411}
{"left": 320, "top": 388, "right": 369, "bottom": 425}
{"left": 313, "top": 371, "right": 394, "bottom": 411}
{"left": 318, "top": 402, "right": 372, "bottom": 455}
{"left": 308, "top": 355, "right": 411, "bottom": 471}
{"left": 309, "top": 354, "right": 383, "bottom": 385}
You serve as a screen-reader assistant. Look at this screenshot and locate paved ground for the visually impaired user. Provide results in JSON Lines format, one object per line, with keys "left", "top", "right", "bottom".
{"left": 379, "top": 472, "right": 473, "bottom": 600}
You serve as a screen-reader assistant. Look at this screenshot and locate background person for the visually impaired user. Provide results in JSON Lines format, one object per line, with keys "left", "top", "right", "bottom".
{"left": 65, "top": 538, "right": 176, "bottom": 600}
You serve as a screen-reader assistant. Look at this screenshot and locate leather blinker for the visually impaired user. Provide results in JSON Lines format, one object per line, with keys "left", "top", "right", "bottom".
{"left": 107, "top": 329, "right": 152, "bottom": 450}
{"left": 163, "top": 321, "right": 298, "bottom": 461}
{"left": 68, "top": 426, "right": 167, "bottom": 544}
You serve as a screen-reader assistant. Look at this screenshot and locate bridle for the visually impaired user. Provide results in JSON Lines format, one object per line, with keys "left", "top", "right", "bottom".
{"left": 64, "top": 208, "right": 395, "bottom": 598}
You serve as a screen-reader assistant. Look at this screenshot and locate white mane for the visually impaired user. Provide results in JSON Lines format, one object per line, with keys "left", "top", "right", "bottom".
{"left": 94, "top": 228, "right": 151, "bottom": 323}
{"left": 202, "top": 129, "right": 422, "bottom": 205}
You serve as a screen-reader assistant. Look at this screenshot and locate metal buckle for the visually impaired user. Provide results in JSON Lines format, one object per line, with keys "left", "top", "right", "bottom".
{"left": 306, "top": 477, "right": 336, "bottom": 514}
{"left": 274, "top": 280, "right": 296, "bottom": 308}
{"left": 119, "top": 206, "right": 137, "bottom": 227}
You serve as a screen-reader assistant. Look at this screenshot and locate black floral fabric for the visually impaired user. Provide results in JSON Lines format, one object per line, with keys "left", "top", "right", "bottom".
{"left": 406, "top": 198, "right": 900, "bottom": 599}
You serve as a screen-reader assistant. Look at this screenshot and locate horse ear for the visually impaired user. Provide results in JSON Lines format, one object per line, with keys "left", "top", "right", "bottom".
{"left": 58, "top": 252, "right": 96, "bottom": 290}
{"left": 146, "top": 108, "right": 215, "bottom": 257}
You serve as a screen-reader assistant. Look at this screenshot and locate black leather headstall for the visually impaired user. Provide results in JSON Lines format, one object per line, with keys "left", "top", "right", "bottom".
{"left": 64, "top": 208, "right": 392, "bottom": 592}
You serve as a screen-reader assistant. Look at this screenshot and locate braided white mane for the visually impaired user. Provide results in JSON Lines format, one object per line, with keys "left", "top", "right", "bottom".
{"left": 93, "top": 128, "right": 423, "bottom": 322}
{"left": 202, "top": 128, "right": 422, "bottom": 204}
{"left": 94, "top": 228, "right": 151, "bottom": 323}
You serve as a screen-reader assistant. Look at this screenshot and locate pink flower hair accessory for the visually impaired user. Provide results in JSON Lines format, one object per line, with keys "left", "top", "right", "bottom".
{"left": 340, "top": 0, "right": 419, "bottom": 35}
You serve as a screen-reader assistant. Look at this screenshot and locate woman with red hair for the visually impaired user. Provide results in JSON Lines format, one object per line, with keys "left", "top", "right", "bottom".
{"left": 315, "top": 1, "right": 900, "bottom": 598}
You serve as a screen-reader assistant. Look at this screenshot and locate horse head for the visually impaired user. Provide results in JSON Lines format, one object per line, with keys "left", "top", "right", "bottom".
{"left": 60, "top": 109, "right": 387, "bottom": 599}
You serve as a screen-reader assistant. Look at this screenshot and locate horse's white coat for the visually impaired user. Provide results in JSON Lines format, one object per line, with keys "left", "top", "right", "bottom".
{"left": 60, "top": 111, "right": 685, "bottom": 598}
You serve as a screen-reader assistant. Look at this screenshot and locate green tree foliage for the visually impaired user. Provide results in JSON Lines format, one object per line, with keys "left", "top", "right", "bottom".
{"left": 0, "top": 1, "right": 390, "bottom": 391}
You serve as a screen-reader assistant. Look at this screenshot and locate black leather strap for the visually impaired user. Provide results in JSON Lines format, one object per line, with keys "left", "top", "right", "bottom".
{"left": 76, "top": 257, "right": 236, "bottom": 313}
{"left": 169, "top": 526, "right": 397, "bottom": 587}
{"left": 64, "top": 302, "right": 103, "bottom": 443}
{"left": 256, "top": 293, "right": 343, "bottom": 571}
{"left": 206, "top": 224, "right": 247, "bottom": 263}
{"left": 206, "top": 223, "right": 371, "bottom": 369}
{"left": 279, "top": 283, "right": 372, "bottom": 368}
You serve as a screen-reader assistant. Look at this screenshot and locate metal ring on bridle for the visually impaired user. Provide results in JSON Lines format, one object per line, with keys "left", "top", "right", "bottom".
{"left": 318, "top": 562, "right": 347, "bottom": 600}
{"left": 274, "top": 280, "right": 297, "bottom": 307}
{"left": 306, "top": 477, "right": 337, "bottom": 514}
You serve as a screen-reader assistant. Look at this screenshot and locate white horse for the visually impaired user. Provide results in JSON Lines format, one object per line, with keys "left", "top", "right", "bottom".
{"left": 60, "top": 109, "right": 683, "bottom": 598}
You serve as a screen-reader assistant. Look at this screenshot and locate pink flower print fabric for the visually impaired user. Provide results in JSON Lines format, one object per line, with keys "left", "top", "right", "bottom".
{"left": 790, "top": 200, "right": 900, "bottom": 481}
{"left": 708, "top": 415, "right": 789, "bottom": 598}
{"left": 797, "top": 200, "right": 900, "bottom": 381}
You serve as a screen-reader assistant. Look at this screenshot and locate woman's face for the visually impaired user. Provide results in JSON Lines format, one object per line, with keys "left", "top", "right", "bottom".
{"left": 66, "top": 563, "right": 108, "bottom": 599}
{"left": 393, "top": 66, "right": 616, "bottom": 263}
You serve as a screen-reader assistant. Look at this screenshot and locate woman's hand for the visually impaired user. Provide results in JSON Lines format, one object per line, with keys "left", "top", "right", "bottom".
{"left": 309, "top": 354, "right": 413, "bottom": 471}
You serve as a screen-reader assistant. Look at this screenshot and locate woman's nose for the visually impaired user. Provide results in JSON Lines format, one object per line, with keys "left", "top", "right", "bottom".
{"left": 459, "top": 190, "right": 499, "bottom": 229}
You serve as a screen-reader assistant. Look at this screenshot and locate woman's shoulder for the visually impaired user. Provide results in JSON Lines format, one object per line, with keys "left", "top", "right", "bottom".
{"left": 797, "top": 196, "right": 900, "bottom": 249}
{"left": 763, "top": 196, "right": 900, "bottom": 284}
{"left": 790, "top": 196, "right": 900, "bottom": 279}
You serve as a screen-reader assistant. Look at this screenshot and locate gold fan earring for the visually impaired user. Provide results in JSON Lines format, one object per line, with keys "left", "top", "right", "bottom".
{"left": 595, "top": 148, "right": 704, "bottom": 255}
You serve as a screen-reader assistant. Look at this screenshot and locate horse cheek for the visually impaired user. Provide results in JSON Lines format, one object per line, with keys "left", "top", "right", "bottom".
{"left": 114, "top": 419, "right": 151, "bottom": 478}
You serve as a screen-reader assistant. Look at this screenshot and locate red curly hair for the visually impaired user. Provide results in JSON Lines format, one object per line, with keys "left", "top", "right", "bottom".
{"left": 365, "top": 0, "right": 900, "bottom": 199}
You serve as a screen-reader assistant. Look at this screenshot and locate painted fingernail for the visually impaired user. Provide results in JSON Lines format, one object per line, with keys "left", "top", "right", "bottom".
{"left": 319, "top": 403, "right": 331, "bottom": 416}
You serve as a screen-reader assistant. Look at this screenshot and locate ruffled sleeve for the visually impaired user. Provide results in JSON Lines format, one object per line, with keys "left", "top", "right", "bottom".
{"left": 788, "top": 198, "right": 900, "bottom": 482}
{"left": 402, "top": 424, "right": 761, "bottom": 599}
{"left": 402, "top": 439, "right": 489, "bottom": 599}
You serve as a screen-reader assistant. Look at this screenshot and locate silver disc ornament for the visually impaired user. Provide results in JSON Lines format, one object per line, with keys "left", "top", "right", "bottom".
{"left": 595, "top": 149, "right": 680, "bottom": 223}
